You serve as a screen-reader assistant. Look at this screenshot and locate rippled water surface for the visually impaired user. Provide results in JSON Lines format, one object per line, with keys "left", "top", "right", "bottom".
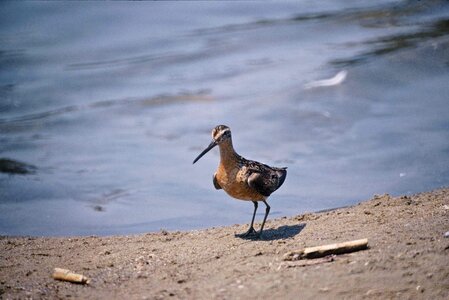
{"left": 1, "top": 1, "right": 448, "bottom": 236}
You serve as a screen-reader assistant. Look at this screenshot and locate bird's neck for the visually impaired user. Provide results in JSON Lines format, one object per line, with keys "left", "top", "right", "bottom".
{"left": 218, "top": 139, "right": 239, "bottom": 167}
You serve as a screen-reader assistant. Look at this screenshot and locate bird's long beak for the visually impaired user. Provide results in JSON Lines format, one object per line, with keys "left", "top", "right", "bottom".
{"left": 193, "top": 140, "right": 217, "bottom": 164}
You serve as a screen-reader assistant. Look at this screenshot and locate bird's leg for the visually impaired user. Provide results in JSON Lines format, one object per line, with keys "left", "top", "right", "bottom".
{"left": 258, "top": 200, "right": 271, "bottom": 237}
{"left": 235, "top": 201, "right": 258, "bottom": 237}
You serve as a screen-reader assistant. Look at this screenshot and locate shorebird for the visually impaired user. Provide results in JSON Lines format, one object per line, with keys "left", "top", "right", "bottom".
{"left": 193, "top": 125, "right": 287, "bottom": 238}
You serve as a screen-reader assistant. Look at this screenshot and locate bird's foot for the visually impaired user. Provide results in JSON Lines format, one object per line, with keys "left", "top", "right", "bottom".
{"left": 235, "top": 226, "right": 259, "bottom": 238}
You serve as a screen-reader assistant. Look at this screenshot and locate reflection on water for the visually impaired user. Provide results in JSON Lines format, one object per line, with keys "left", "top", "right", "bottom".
{"left": 333, "top": 18, "right": 449, "bottom": 66}
{"left": 0, "top": 1, "right": 448, "bottom": 236}
{"left": 0, "top": 158, "right": 36, "bottom": 175}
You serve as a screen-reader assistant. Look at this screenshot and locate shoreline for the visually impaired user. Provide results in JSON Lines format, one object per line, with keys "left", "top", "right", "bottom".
{"left": 1, "top": 188, "right": 448, "bottom": 299}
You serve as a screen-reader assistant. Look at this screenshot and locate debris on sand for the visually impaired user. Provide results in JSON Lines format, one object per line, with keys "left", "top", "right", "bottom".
{"left": 283, "top": 238, "right": 368, "bottom": 261}
{"left": 52, "top": 268, "right": 89, "bottom": 284}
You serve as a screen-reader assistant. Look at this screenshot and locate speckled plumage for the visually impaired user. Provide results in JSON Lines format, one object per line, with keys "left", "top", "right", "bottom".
{"left": 193, "top": 125, "right": 287, "bottom": 238}
{"left": 214, "top": 148, "right": 287, "bottom": 200}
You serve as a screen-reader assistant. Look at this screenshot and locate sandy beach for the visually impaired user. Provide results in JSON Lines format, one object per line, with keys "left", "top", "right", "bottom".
{"left": 1, "top": 188, "right": 448, "bottom": 299}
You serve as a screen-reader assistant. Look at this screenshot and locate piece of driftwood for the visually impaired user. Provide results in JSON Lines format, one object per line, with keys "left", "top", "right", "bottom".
{"left": 52, "top": 268, "right": 89, "bottom": 284}
{"left": 283, "top": 238, "right": 368, "bottom": 261}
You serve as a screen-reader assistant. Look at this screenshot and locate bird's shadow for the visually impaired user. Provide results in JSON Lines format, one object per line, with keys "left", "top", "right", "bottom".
{"left": 237, "top": 223, "right": 306, "bottom": 241}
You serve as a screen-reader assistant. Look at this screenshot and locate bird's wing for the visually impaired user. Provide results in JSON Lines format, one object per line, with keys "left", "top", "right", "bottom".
{"left": 247, "top": 171, "right": 277, "bottom": 197}
{"left": 246, "top": 161, "right": 287, "bottom": 197}
{"left": 213, "top": 173, "right": 222, "bottom": 190}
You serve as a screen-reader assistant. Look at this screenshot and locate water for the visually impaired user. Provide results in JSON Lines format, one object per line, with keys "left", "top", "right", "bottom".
{"left": 1, "top": 1, "right": 448, "bottom": 236}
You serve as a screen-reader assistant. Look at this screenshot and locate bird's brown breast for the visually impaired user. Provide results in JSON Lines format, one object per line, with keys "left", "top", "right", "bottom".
{"left": 216, "top": 163, "right": 266, "bottom": 201}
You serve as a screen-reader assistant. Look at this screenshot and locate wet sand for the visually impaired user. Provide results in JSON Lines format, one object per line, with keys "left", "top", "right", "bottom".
{"left": 1, "top": 188, "right": 448, "bottom": 299}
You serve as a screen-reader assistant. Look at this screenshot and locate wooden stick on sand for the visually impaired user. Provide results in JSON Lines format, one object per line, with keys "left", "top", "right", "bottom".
{"left": 52, "top": 268, "right": 89, "bottom": 284}
{"left": 283, "top": 238, "right": 368, "bottom": 261}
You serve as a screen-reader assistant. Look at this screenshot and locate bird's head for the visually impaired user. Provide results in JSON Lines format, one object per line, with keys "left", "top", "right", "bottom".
{"left": 193, "top": 125, "right": 231, "bottom": 164}
{"left": 211, "top": 125, "right": 231, "bottom": 144}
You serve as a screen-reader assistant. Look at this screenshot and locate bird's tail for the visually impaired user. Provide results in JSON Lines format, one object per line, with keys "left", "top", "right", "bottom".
{"left": 276, "top": 168, "right": 287, "bottom": 190}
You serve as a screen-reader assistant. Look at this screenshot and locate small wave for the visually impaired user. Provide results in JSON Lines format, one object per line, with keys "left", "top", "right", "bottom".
{"left": 304, "top": 70, "right": 347, "bottom": 89}
{"left": 0, "top": 90, "right": 213, "bottom": 127}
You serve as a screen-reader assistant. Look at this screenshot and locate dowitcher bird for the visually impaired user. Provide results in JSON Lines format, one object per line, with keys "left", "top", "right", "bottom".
{"left": 193, "top": 125, "right": 287, "bottom": 238}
